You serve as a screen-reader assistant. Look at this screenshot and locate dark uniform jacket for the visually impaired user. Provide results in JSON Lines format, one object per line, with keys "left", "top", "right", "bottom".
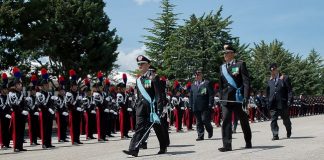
{"left": 135, "top": 72, "right": 164, "bottom": 117}
{"left": 219, "top": 60, "right": 250, "bottom": 105}
{"left": 266, "top": 73, "right": 293, "bottom": 109}
{"left": 189, "top": 80, "right": 214, "bottom": 112}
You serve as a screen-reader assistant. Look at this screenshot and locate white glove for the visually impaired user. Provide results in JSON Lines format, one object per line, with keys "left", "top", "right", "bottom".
{"left": 112, "top": 99, "right": 116, "bottom": 103}
{"left": 127, "top": 108, "right": 133, "bottom": 112}
{"left": 76, "top": 107, "right": 82, "bottom": 112}
{"left": 105, "top": 97, "right": 111, "bottom": 102}
{"left": 181, "top": 107, "right": 185, "bottom": 110}
{"left": 48, "top": 108, "right": 55, "bottom": 115}
{"left": 22, "top": 110, "right": 28, "bottom": 116}
{"left": 91, "top": 110, "right": 96, "bottom": 114}
{"left": 110, "top": 110, "right": 115, "bottom": 113}
{"left": 113, "top": 111, "right": 117, "bottom": 115}
{"left": 66, "top": 92, "right": 73, "bottom": 97}
{"left": 128, "top": 97, "right": 132, "bottom": 101}
{"left": 51, "top": 96, "right": 59, "bottom": 101}
{"left": 62, "top": 112, "right": 69, "bottom": 116}
{"left": 5, "top": 114, "right": 12, "bottom": 119}
{"left": 104, "top": 108, "right": 109, "bottom": 113}
{"left": 77, "top": 96, "right": 82, "bottom": 100}
{"left": 34, "top": 112, "right": 39, "bottom": 116}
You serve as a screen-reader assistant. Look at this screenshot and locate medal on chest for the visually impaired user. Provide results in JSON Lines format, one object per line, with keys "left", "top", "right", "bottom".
{"left": 231, "top": 67, "right": 239, "bottom": 76}
{"left": 144, "top": 79, "right": 152, "bottom": 88}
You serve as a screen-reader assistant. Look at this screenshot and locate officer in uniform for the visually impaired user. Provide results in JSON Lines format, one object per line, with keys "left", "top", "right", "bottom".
{"left": 218, "top": 44, "right": 252, "bottom": 152}
{"left": 266, "top": 63, "right": 293, "bottom": 140}
{"left": 82, "top": 78, "right": 96, "bottom": 140}
{"left": 26, "top": 81, "right": 40, "bottom": 146}
{"left": 8, "top": 67, "right": 28, "bottom": 152}
{"left": 65, "top": 69, "right": 83, "bottom": 145}
{"left": 36, "top": 68, "right": 55, "bottom": 149}
{"left": 0, "top": 73, "right": 12, "bottom": 149}
{"left": 189, "top": 69, "right": 214, "bottom": 141}
{"left": 117, "top": 82, "right": 131, "bottom": 139}
{"left": 123, "top": 55, "right": 167, "bottom": 157}
{"left": 93, "top": 80, "right": 108, "bottom": 142}
{"left": 138, "top": 66, "right": 170, "bottom": 149}
{"left": 55, "top": 76, "right": 69, "bottom": 142}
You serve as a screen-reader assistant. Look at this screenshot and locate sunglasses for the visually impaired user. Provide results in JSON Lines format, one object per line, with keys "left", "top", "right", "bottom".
{"left": 137, "top": 63, "right": 145, "bottom": 66}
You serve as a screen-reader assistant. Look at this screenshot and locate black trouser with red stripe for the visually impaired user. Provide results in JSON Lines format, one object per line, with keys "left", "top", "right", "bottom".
{"left": 0, "top": 114, "right": 11, "bottom": 147}
{"left": 96, "top": 107, "right": 107, "bottom": 140}
{"left": 70, "top": 110, "right": 81, "bottom": 144}
{"left": 40, "top": 109, "right": 53, "bottom": 147}
{"left": 85, "top": 111, "right": 96, "bottom": 138}
{"left": 56, "top": 112, "right": 68, "bottom": 141}
{"left": 28, "top": 112, "right": 40, "bottom": 144}
{"left": 12, "top": 111, "right": 26, "bottom": 150}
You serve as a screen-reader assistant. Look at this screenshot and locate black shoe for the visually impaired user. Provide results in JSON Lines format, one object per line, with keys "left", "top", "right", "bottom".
{"left": 76, "top": 141, "right": 83, "bottom": 144}
{"left": 125, "top": 135, "right": 132, "bottom": 138}
{"left": 140, "top": 143, "right": 147, "bottom": 149}
{"left": 19, "top": 148, "right": 27, "bottom": 151}
{"left": 232, "top": 130, "right": 237, "bottom": 134}
{"left": 287, "top": 131, "right": 291, "bottom": 138}
{"left": 196, "top": 137, "right": 204, "bottom": 141}
{"left": 14, "top": 149, "right": 20, "bottom": 152}
{"left": 42, "top": 145, "right": 51, "bottom": 149}
{"left": 157, "top": 148, "right": 167, "bottom": 154}
{"left": 122, "top": 150, "right": 138, "bottom": 157}
{"left": 108, "top": 134, "right": 115, "bottom": 137}
{"left": 2, "top": 146, "right": 10, "bottom": 150}
{"left": 87, "top": 136, "right": 96, "bottom": 140}
{"left": 63, "top": 139, "right": 70, "bottom": 142}
{"left": 245, "top": 142, "right": 252, "bottom": 149}
{"left": 218, "top": 147, "right": 232, "bottom": 152}
{"left": 31, "top": 142, "right": 40, "bottom": 146}
{"left": 272, "top": 136, "right": 279, "bottom": 140}
{"left": 49, "top": 145, "right": 55, "bottom": 148}
{"left": 208, "top": 131, "right": 213, "bottom": 139}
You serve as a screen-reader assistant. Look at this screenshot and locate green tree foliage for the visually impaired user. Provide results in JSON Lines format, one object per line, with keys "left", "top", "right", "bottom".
{"left": 0, "top": 0, "right": 121, "bottom": 79}
{"left": 248, "top": 40, "right": 294, "bottom": 91}
{"left": 165, "top": 8, "right": 246, "bottom": 82}
{"left": 248, "top": 40, "right": 323, "bottom": 95}
{"left": 142, "top": 0, "right": 178, "bottom": 74}
{"left": 0, "top": 0, "right": 25, "bottom": 69}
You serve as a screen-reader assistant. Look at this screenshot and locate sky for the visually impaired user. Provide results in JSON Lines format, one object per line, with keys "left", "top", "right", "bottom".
{"left": 104, "top": 0, "right": 324, "bottom": 72}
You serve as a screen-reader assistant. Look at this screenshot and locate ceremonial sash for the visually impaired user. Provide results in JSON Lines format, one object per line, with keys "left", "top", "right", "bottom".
{"left": 136, "top": 78, "right": 160, "bottom": 124}
{"left": 221, "top": 64, "right": 243, "bottom": 102}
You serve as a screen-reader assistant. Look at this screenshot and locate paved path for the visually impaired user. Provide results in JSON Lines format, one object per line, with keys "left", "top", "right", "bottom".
{"left": 1, "top": 115, "right": 324, "bottom": 160}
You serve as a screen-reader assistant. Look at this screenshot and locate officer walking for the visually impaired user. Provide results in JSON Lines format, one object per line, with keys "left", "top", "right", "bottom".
{"left": 189, "top": 69, "right": 214, "bottom": 141}
{"left": 123, "top": 55, "right": 167, "bottom": 157}
{"left": 218, "top": 44, "right": 252, "bottom": 152}
{"left": 266, "top": 63, "right": 293, "bottom": 140}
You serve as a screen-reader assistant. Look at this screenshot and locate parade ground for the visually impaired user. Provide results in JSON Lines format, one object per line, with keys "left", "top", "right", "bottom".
{"left": 1, "top": 115, "right": 323, "bottom": 160}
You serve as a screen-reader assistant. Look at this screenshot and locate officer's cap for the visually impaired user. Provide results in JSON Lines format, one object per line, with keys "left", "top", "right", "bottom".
{"left": 136, "top": 55, "right": 151, "bottom": 64}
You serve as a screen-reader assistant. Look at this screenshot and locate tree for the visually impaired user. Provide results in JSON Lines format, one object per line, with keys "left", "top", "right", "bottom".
{"left": 248, "top": 40, "right": 324, "bottom": 96}
{"left": 1, "top": 0, "right": 121, "bottom": 79}
{"left": 248, "top": 40, "right": 295, "bottom": 91}
{"left": 165, "top": 7, "right": 245, "bottom": 82}
{"left": 302, "top": 49, "right": 323, "bottom": 95}
{"left": 0, "top": 0, "right": 25, "bottom": 69}
{"left": 142, "top": 0, "right": 178, "bottom": 75}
